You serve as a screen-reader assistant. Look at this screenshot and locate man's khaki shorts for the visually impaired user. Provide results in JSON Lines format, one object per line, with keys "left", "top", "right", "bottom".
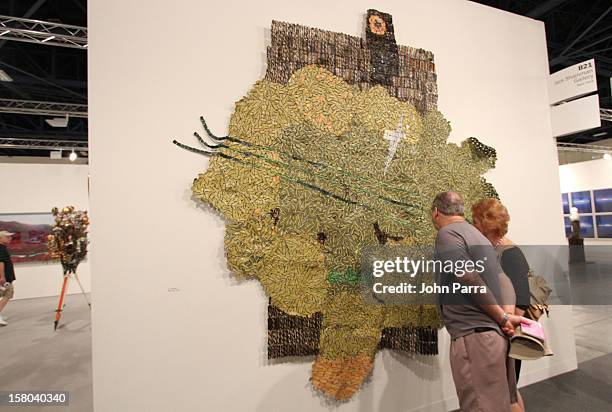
{"left": 0, "top": 283, "right": 14, "bottom": 299}
{"left": 450, "top": 330, "right": 517, "bottom": 412}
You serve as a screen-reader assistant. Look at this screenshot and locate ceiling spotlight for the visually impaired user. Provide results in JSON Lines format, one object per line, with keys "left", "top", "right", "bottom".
{"left": 69, "top": 150, "right": 77, "bottom": 162}
{"left": 45, "top": 115, "right": 69, "bottom": 128}
{"left": 604, "top": 153, "right": 612, "bottom": 161}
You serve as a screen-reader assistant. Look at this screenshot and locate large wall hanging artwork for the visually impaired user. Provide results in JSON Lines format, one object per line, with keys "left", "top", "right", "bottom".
{"left": 175, "top": 10, "right": 499, "bottom": 400}
{"left": 0, "top": 213, "right": 55, "bottom": 263}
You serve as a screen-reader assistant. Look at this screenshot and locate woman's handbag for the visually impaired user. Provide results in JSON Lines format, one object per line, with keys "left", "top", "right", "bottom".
{"left": 525, "top": 268, "right": 552, "bottom": 321}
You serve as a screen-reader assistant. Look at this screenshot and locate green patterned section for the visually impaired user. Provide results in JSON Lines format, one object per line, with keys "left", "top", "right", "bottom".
{"left": 480, "top": 177, "right": 500, "bottom": 200}
{"left": 465, "top": 136, "right": 497, "bottom": 167}
{"left": 328, "top": 267, "right": 361, "bottom": 284}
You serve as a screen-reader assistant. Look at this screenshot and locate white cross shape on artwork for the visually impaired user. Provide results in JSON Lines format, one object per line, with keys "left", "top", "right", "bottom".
{"left": 383, "top": 115, "right": 407, "bottom": 175}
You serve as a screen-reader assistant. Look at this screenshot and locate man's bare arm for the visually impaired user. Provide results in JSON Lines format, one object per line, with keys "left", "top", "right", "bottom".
{"left": 458, "top": 271, "right": 530, "bottom": 333}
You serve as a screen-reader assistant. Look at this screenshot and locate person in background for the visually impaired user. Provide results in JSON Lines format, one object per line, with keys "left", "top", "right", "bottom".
{"left": 0, "top": 230, "right": 16, "bottom": 326}
{"left": 472, "top": 198, "right": 530, "bottom": 412}
{"left": 431, "top": 192, "right": 531, "bottom": 412}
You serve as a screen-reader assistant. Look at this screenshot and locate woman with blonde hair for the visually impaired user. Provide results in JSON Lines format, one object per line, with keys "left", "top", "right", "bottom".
{"left": 472, "top": 198, "right": 530, "bottom": 412}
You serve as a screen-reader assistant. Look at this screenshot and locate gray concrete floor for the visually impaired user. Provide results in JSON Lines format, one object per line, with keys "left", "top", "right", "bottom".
{"left": 518, "top": 305, "right": 612, "bottom": 411}
{"left": 0, "top": 294, "right": 92, "bottom": 412}
{"left": 572, "top": 305, "right": 612, "bottom": 363}
{"left": 521, "top": 320, "right": 612, "bottom": 412}
{"left": 449, "top": 242, "right": 612, "bottom": 412}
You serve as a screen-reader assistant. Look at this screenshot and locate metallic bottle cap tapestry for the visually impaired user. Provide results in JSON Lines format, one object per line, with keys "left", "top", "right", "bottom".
{"left": 174, "top": 9, "right": 498, "bottom": 401}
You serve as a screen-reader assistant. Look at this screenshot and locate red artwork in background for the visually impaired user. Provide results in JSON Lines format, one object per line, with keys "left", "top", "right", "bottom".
{"left": 0, "top": 213, "right": 55, "bottom": 263}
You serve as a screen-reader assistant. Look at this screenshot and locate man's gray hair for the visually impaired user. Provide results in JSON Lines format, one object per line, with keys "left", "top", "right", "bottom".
{"left": 432, "top": 192, "right": 465, "bottom": 216}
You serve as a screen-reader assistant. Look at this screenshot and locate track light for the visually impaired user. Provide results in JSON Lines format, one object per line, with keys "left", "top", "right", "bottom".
{"left": 45, "top": 114, "right": 69, "bottom": 127}
{"left": 69, "top": 150, "right": 77, "bottom": 162}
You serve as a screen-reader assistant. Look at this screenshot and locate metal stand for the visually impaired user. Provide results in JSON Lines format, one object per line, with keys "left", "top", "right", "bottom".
{"left": 53, "top": 271, "right": 90, "bottom": 331}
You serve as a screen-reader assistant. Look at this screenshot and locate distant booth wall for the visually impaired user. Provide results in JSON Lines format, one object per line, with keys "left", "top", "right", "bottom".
{"left": 559, "top": 158, "right": 612, "bottom": 244}
{"left": 89, "top": 1, "right": 577, "bottom": 411}
{"left": 0, "top": 161, "right": 91, "bottom": 299}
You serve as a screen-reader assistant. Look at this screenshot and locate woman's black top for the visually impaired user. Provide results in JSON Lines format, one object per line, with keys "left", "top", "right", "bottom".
{"left": 500, "top": 246, "right": 530, "bottom": 310}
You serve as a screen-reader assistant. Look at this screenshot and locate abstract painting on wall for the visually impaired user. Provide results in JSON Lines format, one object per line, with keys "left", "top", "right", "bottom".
{"left": 0, "top": 213, "right": 55, "bottom": 263}
{"left": 175, "top": 9, "right": 499, "bottom": 400}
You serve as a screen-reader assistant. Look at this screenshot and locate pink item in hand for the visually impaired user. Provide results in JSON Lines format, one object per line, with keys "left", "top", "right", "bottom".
{"left": 520, "top": 321, "right": 546, "bottom": 341}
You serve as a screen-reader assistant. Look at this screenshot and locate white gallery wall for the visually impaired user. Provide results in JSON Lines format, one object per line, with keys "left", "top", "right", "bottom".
{"left": 89, "top": 1, "right": 576, "bottom": 411}
{"left": 559, "top": 158, "right": 612, "bottom": 245}
{"left": 559, "top": 158, "right": 612, "bottom": 193}
{"left": 0, "top": 161, "right": 91, "bottom": 299}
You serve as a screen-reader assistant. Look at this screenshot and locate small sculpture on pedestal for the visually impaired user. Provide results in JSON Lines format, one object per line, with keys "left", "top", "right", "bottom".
{"left": 568, "top": 206, "right": 586, "bottom": 263}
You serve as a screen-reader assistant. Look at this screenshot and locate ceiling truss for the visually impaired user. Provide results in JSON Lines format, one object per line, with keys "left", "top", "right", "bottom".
{"left": 0, "top": 98, "right": 87, "bottom": 117}
{"left": 0, "top": 137, "right": 87, "bottom": 151}
{"left": 601, "top": 108, "right": 612, "bottom": 123}
{"left": 0, "top": 14, "right": 87, "bottom": 49}
{"left": 557, "top": 142, "right": 612, "bottom": 154}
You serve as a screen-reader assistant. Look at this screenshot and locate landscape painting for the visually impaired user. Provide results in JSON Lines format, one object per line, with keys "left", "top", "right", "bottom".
{"left": 0, "top": 213, "right": 55, "bottom": 263}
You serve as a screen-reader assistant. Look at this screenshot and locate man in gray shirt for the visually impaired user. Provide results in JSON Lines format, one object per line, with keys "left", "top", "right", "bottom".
{"left": 432, "top": 192, "right": 530, "bottom": 412}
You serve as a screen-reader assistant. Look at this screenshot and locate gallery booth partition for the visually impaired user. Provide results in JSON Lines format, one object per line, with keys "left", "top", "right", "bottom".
{"left": 0, "top": 162, "right": 91, "bottom": 300}
{"left": 88, "top": 1, "right": 576, "bottom": 411}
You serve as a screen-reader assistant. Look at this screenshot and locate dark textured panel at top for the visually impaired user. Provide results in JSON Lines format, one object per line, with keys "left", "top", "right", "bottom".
{"left": 265, "top": 18, "right": 438, "bottom": 113}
